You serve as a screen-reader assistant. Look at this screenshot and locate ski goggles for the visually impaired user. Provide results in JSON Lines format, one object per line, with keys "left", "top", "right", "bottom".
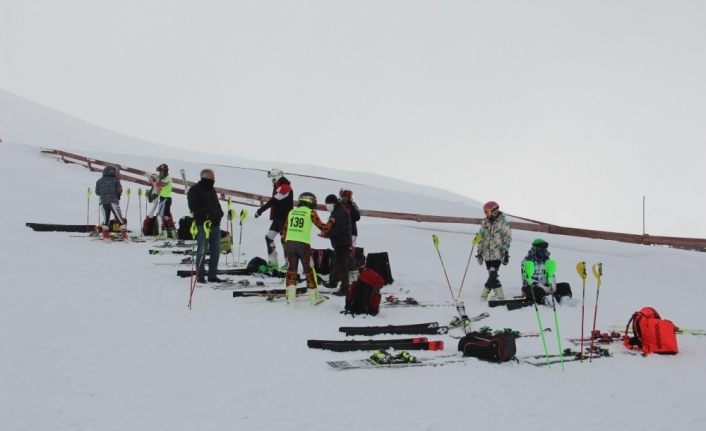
{"left": 484, "top": 208, "right": 498, "bottom": 217}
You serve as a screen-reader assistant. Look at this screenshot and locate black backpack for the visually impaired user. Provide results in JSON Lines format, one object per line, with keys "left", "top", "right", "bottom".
{"left": 312, "top": 248, "right": 334, "bottom": 275}
{"left": 142, "top": 216, "right": 159, "bottom": 236}
{"left": 178, "top": 216, "right": 194, "bottom": 240}
{"left": 365, "top": 252, "right": 394, "bottom": 285}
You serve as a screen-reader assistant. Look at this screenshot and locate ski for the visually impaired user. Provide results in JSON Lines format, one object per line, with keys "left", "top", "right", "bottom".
{"left": 609, "top": 325, "right": 706, "bottom": 336}
{"left": 307, "top": 338, "right": 444, "bottom": 352}
{"left": 26, "top": 223, "right": 96, "bottom": 233}
{"left": 381, "top": 295, "right": 453, "bottom": 308}
{"left": 339, "top": 322, "right": 448, "bottom": 336}
{"left": 447, "top": 312, "right": 491, "bottom": 329}
{"left": 232, "top": 287, "right": 307, "bottom": 298}
{"left": 151, "top": 249, "right": 195, "bottom": 256}
{"left": 179, "top": 268, "right": 252, "bottom": 277}
{"left": 522, "top": 346, "right": 611, "bottom": 366}
{"left": 488, "top": 297, "right": 527, "bottom": 308}
{"left": 328, "top": 355, "right": 465, "bottom": 370}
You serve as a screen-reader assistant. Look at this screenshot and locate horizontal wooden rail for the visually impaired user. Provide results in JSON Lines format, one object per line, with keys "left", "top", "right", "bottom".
{"left": 41, "top": 148, "right": 706, "bottom": 250}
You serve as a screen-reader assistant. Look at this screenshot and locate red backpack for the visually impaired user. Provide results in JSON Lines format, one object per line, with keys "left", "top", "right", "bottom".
{"left": 623, "top": 307, "right": 678, "bottom": 355}
{"left": 345, "top": 268, "right": 385, "bottom": 316}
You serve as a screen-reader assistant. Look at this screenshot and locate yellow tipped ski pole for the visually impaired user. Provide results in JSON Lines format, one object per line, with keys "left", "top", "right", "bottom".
{"left": 188, "top": 220, "right": 211, "bottom": 309}
{"left": 237, "top": 208, "right": 248, "bottom": 268}
{"left": 86, "top": 188, "right": 92, "bottom": 232}
{"left": 138, "top": 189, "right": 143, "bottom": 236}
{"left": 457, "top": 232, "right": 481, "bottom": 298}
{"left": 576, "top": 262, "right": 588, "bottom": 361}
{"left": 589, "top": 263, "right": 603, "bottom": 362}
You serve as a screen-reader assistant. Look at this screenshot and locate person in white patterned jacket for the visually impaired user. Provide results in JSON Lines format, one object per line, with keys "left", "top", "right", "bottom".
{"left": 475, "top": 201, "right": 512, "bottom": 301}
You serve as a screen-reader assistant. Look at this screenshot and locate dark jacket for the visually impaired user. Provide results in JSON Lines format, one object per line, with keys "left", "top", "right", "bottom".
{"left": 259, "top": 177, "right": 293, "bottom": 221}
{"left": 95, "top": 166, "right": 122, "bottom": 204}
{"left": 187, "top": 178, "right": 224, "bottom": 225}
{"left": 341, "top": 201, "right": 361, "bottom": 236}
{"left": 327, "top": 203, "right": 352, "bottom": 248}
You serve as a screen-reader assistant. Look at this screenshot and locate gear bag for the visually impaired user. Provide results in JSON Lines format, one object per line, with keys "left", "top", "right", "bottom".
{"left": 345, "top": 268, "right": 385, "bottom": 316}
{"left": 365, "top": 252, "right": 394, "bottom": 285}
{"left": 457, "top": 332, "right": 516, "bottom": 363}
{"left": 142, "top": 216, "right": 159, "bottom": 236}
{"left": 623, "top": 307, "right": 678, "bottom": 355}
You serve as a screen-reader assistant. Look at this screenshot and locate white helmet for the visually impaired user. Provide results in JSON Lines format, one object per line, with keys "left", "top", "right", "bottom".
{"left": 267, "top": 168, "right": 283, "bottom": 181}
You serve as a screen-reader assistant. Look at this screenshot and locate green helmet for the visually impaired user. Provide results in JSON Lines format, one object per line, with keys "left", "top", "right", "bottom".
{"left": 532, "top": 238, "right": 549, "bottom": 249}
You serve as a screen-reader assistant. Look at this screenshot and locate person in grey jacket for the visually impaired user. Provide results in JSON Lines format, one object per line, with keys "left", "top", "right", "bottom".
{"left": 95, "top": 166, "right": 127, "bottom": 240}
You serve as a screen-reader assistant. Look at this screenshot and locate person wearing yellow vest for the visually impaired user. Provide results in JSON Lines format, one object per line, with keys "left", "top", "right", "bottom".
{"left": 155, "top": 163, "right": 177, "bottom": 239}
{"left": 283, "top": 192, "right": 331, "bottom": 304}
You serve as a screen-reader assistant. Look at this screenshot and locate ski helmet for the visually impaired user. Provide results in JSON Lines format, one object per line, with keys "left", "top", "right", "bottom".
{"left": 298, "top": 192, "right": 317, "bottom": 208}
{"left": 339, "top": 188, "right": 353, "bottom": 201}
{"left": 532, "top": 238, "right": 549, "bottom": 249}
{"left": 483, "top": 201, "right": 500, "bottom": 217}
{"left": 156, "top": 163, "right": 169, "bottom": 173}
{"left": 267, "top": 168, "right": 283, "bottom": 182}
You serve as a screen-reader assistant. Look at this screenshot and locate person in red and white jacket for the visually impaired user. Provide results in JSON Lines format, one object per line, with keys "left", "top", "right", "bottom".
{"left": 255, "top": 168, "right": 294, "bottom": 266}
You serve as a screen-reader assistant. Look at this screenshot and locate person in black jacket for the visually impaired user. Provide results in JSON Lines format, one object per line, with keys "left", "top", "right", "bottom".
{"left": 187, "top": 169, "right": 226, "bottom": 283}
{"left": 323, "top": 194, "right": 352, "bottom": 296}
{"left": 254, "top": 168, "right": 294, "bottom": 267}
{"left": 339, "top": 188, "right": 361, "bottom": 246}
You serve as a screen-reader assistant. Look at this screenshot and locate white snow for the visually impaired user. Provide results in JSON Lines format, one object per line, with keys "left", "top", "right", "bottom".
{"left": 1, "top": 95, "right": 705, "bottom": 431}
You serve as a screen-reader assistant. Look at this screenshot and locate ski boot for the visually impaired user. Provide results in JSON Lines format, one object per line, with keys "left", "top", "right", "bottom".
{"left": 368, "top": 350, "right": 392, "bottom": 365}
{"left": 286, "top": 286, "right": 297, "bottom": 304}
{"left": 492, "top": 287, "right": 505, "bottom": 300}
{"left": 393, "top": 351, "right": 418, "bottom": 364}
{"left": 308, "top": 287, "right": 326, "bottom": 305}
{"left": 480, "top": 288, "right": 491, "bottom": 301}
{"left": 102, "top": 226, "right": 111, "bottom": 240}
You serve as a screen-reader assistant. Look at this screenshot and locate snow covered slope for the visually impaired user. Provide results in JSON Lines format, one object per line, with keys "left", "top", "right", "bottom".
{"left": 1, "top": 100, "right": 705, "bottom": 431}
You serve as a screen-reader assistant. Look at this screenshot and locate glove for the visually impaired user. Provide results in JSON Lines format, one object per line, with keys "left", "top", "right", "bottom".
{"left": 502, "top": 251, "right": 510, "bottom": 266}
{"left": 476, "top": 254, "right": 483, "bottom": 265}
{"left": 255, "top": 208, "right": 262, "bottom": 218}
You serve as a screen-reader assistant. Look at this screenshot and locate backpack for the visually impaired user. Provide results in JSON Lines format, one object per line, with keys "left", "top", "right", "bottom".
{"left": 142, "top": 216, "right": 159, "bottom": 236}
{"left": 457, "top": 332, "right": 516, "bottom": 362}
{"left": 312, "top": 248, "right": 334, "bottom": 275}
{"left": 365, "top": 252, "right": 394, "bottom": 285}
{"left": 353, "top": 247, "right": 365, "bottom": 268}
{"left": 177, "top": 216, "right": 194, "bottom": 240}
{"left": 345, "top": 268, "right": 385, "bottom": 316}
{"left": 623, "top": 307, "right": 678, "bottom": 355}
{"left": 221, "top": 231, "right": 232, "bottom": 254}
{"left": 109, "top": 219, "right": 123, "bottom": 233}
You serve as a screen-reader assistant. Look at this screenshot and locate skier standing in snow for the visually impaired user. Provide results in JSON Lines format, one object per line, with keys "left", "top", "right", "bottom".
{"left": 187, "top": 169, "right": 226, "bottom": 283}
{"left": 254, "top": 169, "right": 293, "bottom": 268}
{"left": 339, "top": 188, "right": 361, "bottom": 246}
{"left": 154, "top": 163, "right": 177, "bottom": 239}
{"left": 521, "top": 238, "right": 576, "bottom": 306}
{"left": 322, "top": 194, "right": 353, "bottom": 296}
{"left": 282, "top": 192, "right": 330, "bottom": 304}
{"left": 476, "top": 201, "right": 512, "bottom": 300}
{"left": 95, "top": 165, "right": 128, "bottom": 240}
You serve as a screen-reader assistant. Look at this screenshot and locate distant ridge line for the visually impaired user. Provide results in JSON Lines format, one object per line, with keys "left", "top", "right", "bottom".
{"left": 41, "top": 148, "right": 706, "bottom": 250}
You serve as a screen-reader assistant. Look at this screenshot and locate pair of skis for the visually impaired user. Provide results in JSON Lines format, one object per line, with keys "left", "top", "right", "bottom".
{"left": 338, "top": 312, "right": 490, "bottom": 336}
{"left": 308, "top": 337, "right": 444, "bottom": 352}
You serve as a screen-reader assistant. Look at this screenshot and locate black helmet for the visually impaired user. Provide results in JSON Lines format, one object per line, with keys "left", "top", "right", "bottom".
{"left": 298, "top": 192, "right": 317, "bottom": 208}
{"left": 325, "top": 194, "right": 338, "bottom": 204}
{"left": 156, "top": 163, "right": 169, "bottom": 173}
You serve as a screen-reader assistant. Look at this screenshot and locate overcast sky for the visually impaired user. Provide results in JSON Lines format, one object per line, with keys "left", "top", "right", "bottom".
{"left": 2, "top": 1, "right": 705, "bottom": 237}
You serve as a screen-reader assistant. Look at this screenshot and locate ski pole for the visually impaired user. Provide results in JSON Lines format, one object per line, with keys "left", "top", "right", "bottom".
{"left": 457, "top": 232, "right": 481, "bottom": 298}
{"left": 225, "top": 197, "right": 233, "bottom": 266}
{"left": 589, "top": 263, "right": 603, "bottom": 362}
{"left": 238, "top": 208, "right": 247, "bottom": 268}
{"left": 544, "top": 259, "right": 565, "bottom": 371}
{"left": 138, "top": 189, "right": 143, "bottom": 236}
{"left": 180, "top": 168, "right": 189, "bottom": 193}
{"left": 86, "top": 187, "right": 92, "bottom": 232}
{"left": 523, "top": 260, "right": 551, "bottom": 367}
{"left": 124, "top": 188, "right": 131, "bottom": 230}
{"left": 188, "top": 220, "right": 211, "bottom": 309}
{"left": 432, "top": 235, "right": 469, "bottom": 333}
{"left": 575, "top": 261, "right": 588, "bottom": 361}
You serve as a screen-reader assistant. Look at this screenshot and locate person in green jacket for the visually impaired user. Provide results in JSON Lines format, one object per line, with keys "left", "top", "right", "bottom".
{"left": 283, "top": 192, "right": 331, "bottom": 305}
{"left": 154, "top": 163, "right": 176, "bottom": 238}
